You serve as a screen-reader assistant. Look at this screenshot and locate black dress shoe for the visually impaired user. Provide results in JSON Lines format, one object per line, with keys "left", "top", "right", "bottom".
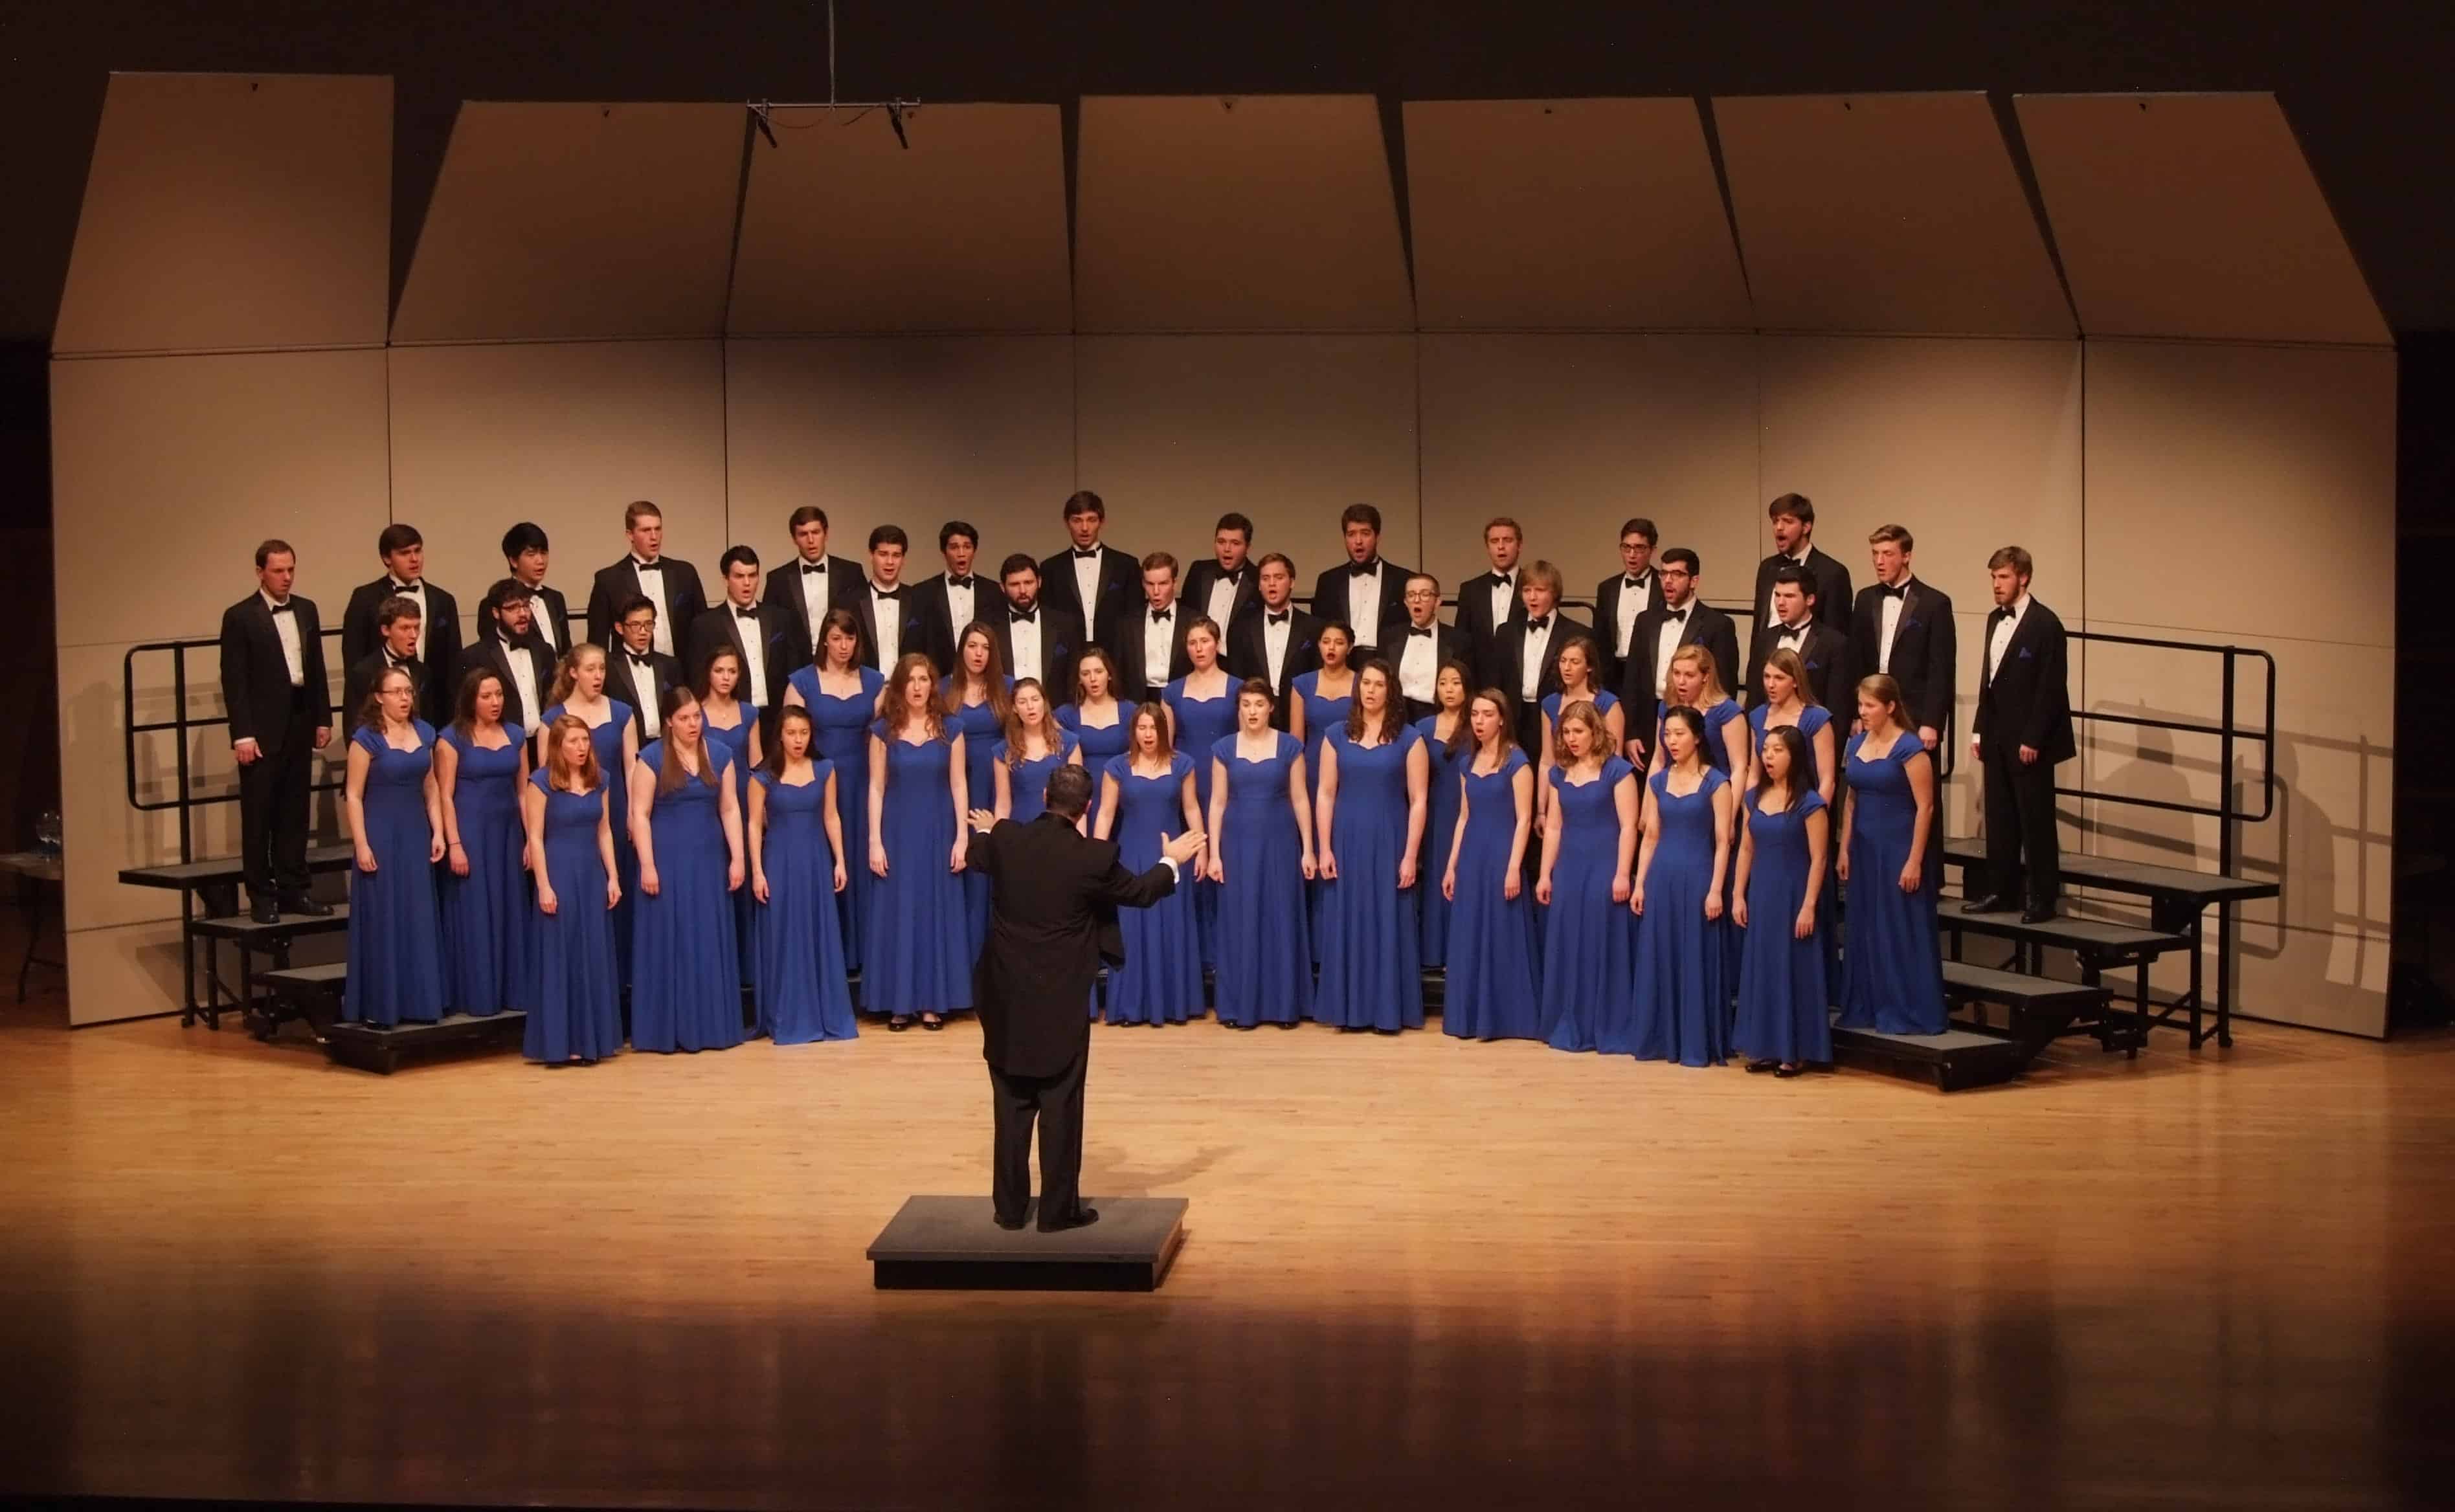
{"left": 248, "top": 898, "right": 280, "bottom": 924}
{"left": 1745, "top": 1058, "right": 1780, "bottom": 1074}
{"left": 993, "top": 1215, "right": 1027, "bottom": 1232}
{"left": 280, "top": 895, "right": 333, "bottom": 917}
{"left": 1960, "top": 894, "right": 2008, "bottom": 915}
{"left": 2020, "top": 902, "right": 2057, "bottom": 924}
{"left": 887, "top": 1016, "right": 911, "bottom": 1032}
{"left": 1037, "top": 1206, "right": 1099, "bottom": 1233}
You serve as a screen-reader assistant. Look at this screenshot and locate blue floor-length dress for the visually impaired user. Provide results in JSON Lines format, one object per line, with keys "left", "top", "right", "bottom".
{"left": 543, "top": 699, "right": 636, "bottom": 986}
{"left": 1836, "top": 734, "right": 1949, "bottom": 1034}
{"left": 1413, "top": 716, "right": 1469, "bottom": 968}
{"left": 344, "top": 720, "right": 447, "bottom": 1027}
{"left": 1101, "top": 751, "right": 1206, "bottom": 1025}
{"left": 999, "top": 729, "right": 1081, "bottom": 824}
{"left": 1663, "top": 695, "right": 1748, "bottom": 994}
{"left": 1630, "top": 766, "right": 1733, "bottom": 1066}
{"left": 943, "top": 681, "right": 1005, "bottom": 965}
{"left": 704, "top": 702, "right": 758, "bottom": 988}
{"left": 792, "top": 665, "right": 884, "bottom": 975}
{"left": 1295, "top": 672, "right": 1353, "bottom": 964}
{"left": 1750, "top": 702, "right": 1841, "bottom": 997}
{"left": 438, "top": 724, "right": 528, "bottom": 1017}
{"left": 863, "top": 725, "right": 974, "bottom": 1016}
{"left": 629, "top": 741, "right": 745, "bottom": 1054}
{"left": 751, "top": 762, "right": 858, "bottom": 1044}
{"left": 522, "top": 770, "right": 623, "bottom": 1063}
{"left": 1165, "top": 678, "right": 1238, "bottom": 965}
{"left": 1733, "top": 789, "right": 1835, "bottom": 1064}
{"left": 1540, "top": 757, "right": 1640, "bottom": 1054}
{"left": 1443, "top": 748, "right": 1543, "bottom": 1041}
{"left": 1210, "top": 731, "right": 1312, "bottom": 1027}
{"left": 1058, "top": 702, "right": 1130, "bottom": 770}
{"left": 1313, "top": 725, "right": 1425, "bottom": 1032}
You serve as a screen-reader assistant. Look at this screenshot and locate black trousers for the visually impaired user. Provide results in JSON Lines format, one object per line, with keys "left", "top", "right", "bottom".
{"left": 238, "top": 690, "right": 317, "bottom": 902}
{"left": 1981, "top": 741, "right": 2059, "bottom": 909}
{"left": 989, "top": 1047, "right": 1088, "bottom": 1227}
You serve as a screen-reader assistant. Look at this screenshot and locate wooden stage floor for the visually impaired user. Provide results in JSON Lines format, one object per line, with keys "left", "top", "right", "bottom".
{"left": 3, "top": 995, "right": 2452, "bottom": 1509}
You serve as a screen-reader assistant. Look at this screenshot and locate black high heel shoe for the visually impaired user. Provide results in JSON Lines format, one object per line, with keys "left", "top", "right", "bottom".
{"left": 888, "top": 1015, "right": 912, "bottom": 1032}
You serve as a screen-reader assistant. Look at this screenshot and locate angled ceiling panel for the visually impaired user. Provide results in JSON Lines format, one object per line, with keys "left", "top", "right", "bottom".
{"left": 54, "top": 72, "right": 390, "bottom": 355}
{"left": 729, "top": 104, "right": 1069, "bottom": 333}
{"left": 1075, "top": 95, "right": 1413, "bottom": 332}
{"left": 392, "top": 102, "right": 741, "bottom": 342}
{"left": 1404, "top": 98, "right": 1751, "bottom": 330}
{"left": 1714, "top": 92, "right": 2073, "bottom": 337}
{"left": 2014, "top": 93, "right": 2389, "bottom": 346}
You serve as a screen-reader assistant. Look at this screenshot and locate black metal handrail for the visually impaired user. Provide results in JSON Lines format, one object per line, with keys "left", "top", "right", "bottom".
{"left": 2060, "top": 628, "right": 2278, "bottom": 838}
{"left": 122, "top": 630, "right": 351, "bottom": 867}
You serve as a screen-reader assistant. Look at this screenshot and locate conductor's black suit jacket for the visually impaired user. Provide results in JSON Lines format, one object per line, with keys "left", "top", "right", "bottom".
{"left": 965, "top": 814, "right": 1178, "bottom": 1078}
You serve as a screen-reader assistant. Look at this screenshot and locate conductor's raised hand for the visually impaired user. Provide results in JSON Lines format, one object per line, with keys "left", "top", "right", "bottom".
{"left": 1161, "top": 827, "right": 1207, "bottom": 867}
{"left": 967, "top": 808, "right": 998, "bottom": 832}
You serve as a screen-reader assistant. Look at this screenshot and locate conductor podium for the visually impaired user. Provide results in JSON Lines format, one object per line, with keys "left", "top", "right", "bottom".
{"left": 868, "top": 1196, "right": 1189, "bottom": 1291}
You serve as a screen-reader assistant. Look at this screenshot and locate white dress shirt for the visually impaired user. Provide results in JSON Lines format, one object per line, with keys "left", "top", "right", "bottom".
{"left": 1345, "top": 562, "right": 1383, "bottom": 645}
{"left": 1262, "top": 610, "right": 1294, "bottom": 690}
{"left": 1071, "top": 549, "right": 1102, "bottom": 623}
{"left": 944, "top": 573, "right": 976, "bottom": 634}
{"left": 1487, "top": 572, "right": 1517, "bottom": 634}
{"left": 385, "top": 577, "right": 429, "bottom": 660}
{"left": 796, "top": 558, "right": 833, "bottom": 635}
{"left": 620, "top": 650, "right": 662, "bottom": 737}
{"left": 1652, "top": 605, "right": 1691, "bottom": 699}
{"left": 1398, "top": 625, "right": 1438, "bottom": 704}
{"left": 1614, "top": 572, "right": 1653, "bottom": 656}
{"left": 729, "top": 605, "right": 768, "bottom": 706}
{"left": 1986, "top": 593, "right": 2030, "bottom": 686}
{"left": 497, "top": 632, "right": 543, "bottom": 733}
{"left": 1007, "top": 610, "right": 1044, "bottom": 685}
{"left": 869, "top": 583, "right": 902, "bottom": 669}
{"left": 263, "top": 591, "right": 306, "bottom": 686}
{"left": 631, "top": 557, "right": 675, "bottom": 655}
{"left": 1876, "top": 581, "right": 1908, "bottom": 671}
{"left": 1143, "top": 605, "right": 1177, "bottom": 688}
{"left": 1519, "top": 616, "right": 1556, "bottom": 701}
{"left": 525, "top": 586, "right": 559, "bottom": 652}
{"left": 1204, "top": 567, "right": 1244, "bottom": 632}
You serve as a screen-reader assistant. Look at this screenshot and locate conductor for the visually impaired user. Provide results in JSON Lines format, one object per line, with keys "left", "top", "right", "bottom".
{"left": 965, "top": 766, "right": 1205, "bottom": 1232}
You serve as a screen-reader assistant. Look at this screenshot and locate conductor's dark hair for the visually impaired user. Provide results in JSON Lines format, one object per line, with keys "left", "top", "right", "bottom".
{"left": 502, "top": 521, "right": 549, "bottom": 559}
{"left": 998, "top": 552, "right": 1038, "bottom": 581}
{"left": 1660, "top": 547, "right": 1701, "bottom": 575}
{"left": 720, "top": 545, "right": 761, "bottom": 575}
{"left": 1062, "top": 489, "right": 1106, "bottom": 521}
{"left": 377, "top": 522, "right": 423, "bottom": 557}
{"left": 254, "top": 539, "right": 295, "bottom": 569}
{"left": 1340, "top": 502, "right": 1382, "bottom": 533}
{"left": 939, "top": 520, "right": 978, "bottom": 550}
{"left": 868, "top": 524, "right": 908, "bottom": 553}
{"left": 1768, "top": 493, "right": 1815, "bottom": 524}
{"left": 1043, "top": 762, "right": 1096, "bottom": 821}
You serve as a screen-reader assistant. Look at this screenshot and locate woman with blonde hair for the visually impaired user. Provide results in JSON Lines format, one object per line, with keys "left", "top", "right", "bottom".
{"left": 866, "top": 652, "right": 973, "bottom": 1030}
{"left": 1837, "top": 674, "right": 1948, "bottom": 1035}
{"left": 521, "top": 713, "right": 622, "bottom": 1063}
{"left": 537, "top": 641, "right": 640, "bottom": 983}
{"left": 1536, "top": 698, "right": 1639, "bottom": 1054}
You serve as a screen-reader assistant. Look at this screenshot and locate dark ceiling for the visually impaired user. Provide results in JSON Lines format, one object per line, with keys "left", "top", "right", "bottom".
{"left": 1, "top": 0, "right": 2449, "bottom": 344}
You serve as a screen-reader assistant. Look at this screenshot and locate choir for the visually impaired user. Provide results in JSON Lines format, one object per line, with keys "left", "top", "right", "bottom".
{"left": 226, "top": 492, "right": 2033, "bottom": 1072}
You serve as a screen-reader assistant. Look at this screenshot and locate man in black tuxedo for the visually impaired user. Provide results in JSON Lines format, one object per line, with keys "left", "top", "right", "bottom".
{"left": 1593, "top": 516, "right": 1661, "bottom": 692}
{"left": 1967, "top": 546, "right": 2076, "bottom": 924}
{"left": 1619, "top": 548, "right": 1742, "bottom": 770}
{"left": 586, "top": 500, "right": 707, "bottom": 655}
{"left": 1452, "top": 515, "right": 1528, "bottom": 694}
{"left": 852, "top": 524, "right": 936, "bottom": 676}
{"left": 1492, "top": 562, "right": 1591, "bottom": 756}
{"left": 1227, "top": 553, "right": 1320, "bottom": 730}
{"left": 1850, "top": 523, "right": 1956, "bottom": 755}
{"left": 1117, "top": 552, "right": 1194, "bottom": 704}
{"left": 989, "top": 554, "right": 1083, "bottom": 700}
{"left": 910, "top": 520, "right": 989, "bottom": 676}
{"left": 460, "top": 578, "right": 557, "bottom": 736}
{"left": 501, "top": 521, "right": 572, "bottom": 658}
{"left": 1039, "top": 490, "right": 1139, "bottom": 660}
{"left": 965, "top": 764, "right": 1205, "bottom": 1231}
{"left": 219, "top": 539, "right": 333, "bottom": 924}
{"left": 1745, "top": 566, "right": 1852, "bottom": 711}
{"left": 1182, "top": 512, "right": 1264, "bottom": 674}
{"left": 341, "top": 523, "right": 460, "bottom": 727}
{"left": 1751, "top": 493, "right": 1853, "bottom": 638}
{"left": 606, "top": 594, "right": 682, "bottom": 746}
{"left": 762, "top": 505, "right": 869, "bottom": 671}
{"left": 343, "top": 597, "right": 427, "bottom": 734}
{"left": 1310, "top": 502, "right": 1411, "bottom": 664}
{"left": 1393, "top": 572, "right": 1470, "bottom": 724}
{"left": 687, "top": 546, "right": 794, "bottom": 721}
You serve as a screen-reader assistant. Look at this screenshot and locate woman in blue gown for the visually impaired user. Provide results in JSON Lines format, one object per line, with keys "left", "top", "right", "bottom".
{"left": 942, "top": 625, "right": 1013, "bottom": 966}
{"left": 1291, "top": 623, "right": 1355, "bottom": 962}
{"left": 748, "top": 705, "right": 857, "bottom": 1045}
{"left": 627, "top": 686, "right": 745, "bottom": 1054}
{"left": 993, "top": 678, "right": 1082, "bottom": 824}
{"left": 1733, "top": 722, "right": 1833, "bottom": 1074}
{"left": 536, "top": 643, "right": 639, "bottom": 986}
{"left": 521, "top": 715, "right": 623, "bottom": 1064}
{"left": 1629, "top": 705, "right": 1736, "bottom": 1067}
{"left": 784, "top": 608, "right": 884, "bottom": 977}
{"left": 1313, "top": 660, "right": 1428, "bottom": 1032}
{"left": 342, "top": 667, "right": 447, "bottom": 1027}
{"left": 1837, "top": 674, "right": 1949, "bottom": 1035}
{"left": 698, "top": 645, "right": 763, "bottom": 992}
{"left": 867, "top": 652, "right": 974, "bottom": 1030}
{"left": 436, "top": 669, "right": 528, "bottom": 1017}
{"left": 1208, "top": 678, "right": 1316, "bottom": 1028}
{"left": 1163, "top": 617, "right": 1237, "bottom": 964}
{"left": 1057, "top": 647, "right": 1130, "bottom": 772}
{"left": 1749, "top": 647, "right": 1840, "bottom": 998}
{"left": 1440, "top": 689, "right": 1541, "bottom": 1041}
{"left": 1094, "top": 702, "right": 1206, "bottom": 1025}
{"left": 1412, "top": 661, "right": 1473, "bottom": 970}
{"left": 1536, "top": 635, "right": 1624, "bottom": 817}
{"left": 1535, "top": 700, "right": 1640, "bottom": 1054}
{"left": 1652, "top": 642, "right": 1749, "bottom": 997}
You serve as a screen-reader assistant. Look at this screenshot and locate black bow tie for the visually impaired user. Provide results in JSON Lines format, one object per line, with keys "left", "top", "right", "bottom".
{"left": 1267, "top": 610, "right": 1290, "bottom": 626}
{"left": 1407, "top": 625, "right": 1435, "bottom": 638}
{"left": 388, "top": 580, "right": 419, "bottom": 594}
{"left": 1220, "top": 566, "right": 1244, "bottom": 582}
{"left": 1527, "top": 616, "right": 1551, "bottom": 633}
{"left": 947, "top": 575, "right": 974, "bottom": 591}
{"left": 267, "top": 601, "right": 294, "bottom": 615}
{"left": 802, "top": 562, "right": 828, "bottom": 576}
{"left": 627, "top": 653, "right": 654, "bottom": 669}
{"left": 1780, "top": 623, "right": 1808, "bottom": 638}
{"left": 872, "top": 585, "right": 899, "bottom": 599}
{"left": 1624, "top": 574, "right": 1649, "bottom": 592}
{"left": 1150, "top": 608, "right": 1173, "bottom": 623}
{"left": 1347, "top": 561, "right": 1378, "bottom": 579}
{"left": 632, "top": 559, "right": 661, "bottom": 573}
{"left": 1010, "top": 606, "right": 1037, "bottom": 625}
{"left": 386, "top": 652, "right": 410, "bottom": 669}
{"left": 735, "top": 606, "right": 758, "bottom": 619}
{"left": 1073, "top": 547, "right": 1099, "bottom": 560}
{"left": 1664, "top": 608, "right": 1688, "bottom": 623}
{"left": 1879, "top": 583, "right": 1907, "bottom": 599}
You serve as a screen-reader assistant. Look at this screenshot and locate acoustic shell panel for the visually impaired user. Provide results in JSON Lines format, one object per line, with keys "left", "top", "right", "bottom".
{"left": 54, "top": 73, "right": 391, "bottom": 355}
{"left": 1713, "top": 93, "right": 2072, "bottom": 337}
{"left": 1404, "top": 99, "right": 1751, "bottom": 331}
{"left": 392, "top": 103, "right": 743, "bottom": 342}
{"left": 730, "top": 104, "right": 1070, "bottom": 334}
{"left": 1075, "top": 96, "right": 1414, "bottom": 332}
{"left": 2014, "top": 93, "right": 2390, "bottom": 346}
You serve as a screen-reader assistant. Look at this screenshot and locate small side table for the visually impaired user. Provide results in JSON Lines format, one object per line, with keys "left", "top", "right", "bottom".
{"left": 0, "top": 850, "right": 65, "bottom": 1003}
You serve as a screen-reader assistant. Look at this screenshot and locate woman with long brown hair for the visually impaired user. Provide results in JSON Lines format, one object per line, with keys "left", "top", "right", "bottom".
{"left": 341, "top": 665, "right": 447, "bottom": 1028}
{"left": 436, "top": 667, "right": 528, "bottom": 1018}
{"left": 1536, "top": 698, "right": 1639, "bottom": 1054}
{"left": 697, "top": 644, "right": 762, "bottom": 987}
{"left": 1836, "top": 673, "right": 1948, "bottom": 1035}
{"left": 1313, "top": 658, "right": 1429, "bottom": 1032}
{"left": 748, "top": 704, "right": 857, "bottom": 1044}
{"left": 521, "top": 713, "right": 622, "bottom": 1063}
{"left": 537, "top": 641, "right": 641, "bottom": 983}
{"left": 1056, "top": 645, "right": 1129, "bottom": 769}
{"left": 1411, "top": 659, "right": 1474, "bottom": 969}
{"left": 865, "top": 652, "right": 972, "bottom": 1030}
{"left": 1441, "top": 689, "right": 1541, "bottom": 1041}
{"left": 627, "top": 684, "right": 746, "bottom": 1054}
{"left": 1628, "top": 704, "right": 1736, "bottom": 1067}
{"left": 1163, "top": 616, "right": 1237, "bottom": 964}
{"left": 783, "top": 607, "right": 884, "bottom": 975}
{"left": 1209, "top": 677, "right": 1316, "bottom": 1027}
{"left": 992, "top": 676, "right": 1082, "bottom": 827}
{"left": 942, "top": 623, "right": 1013, "bottom": 961}
{"left": 1093, "top": 700, "right": 1204, "bottom": 1025}
{"left": 1732, "top": 722, "right": 1832, "bottom": 1075}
